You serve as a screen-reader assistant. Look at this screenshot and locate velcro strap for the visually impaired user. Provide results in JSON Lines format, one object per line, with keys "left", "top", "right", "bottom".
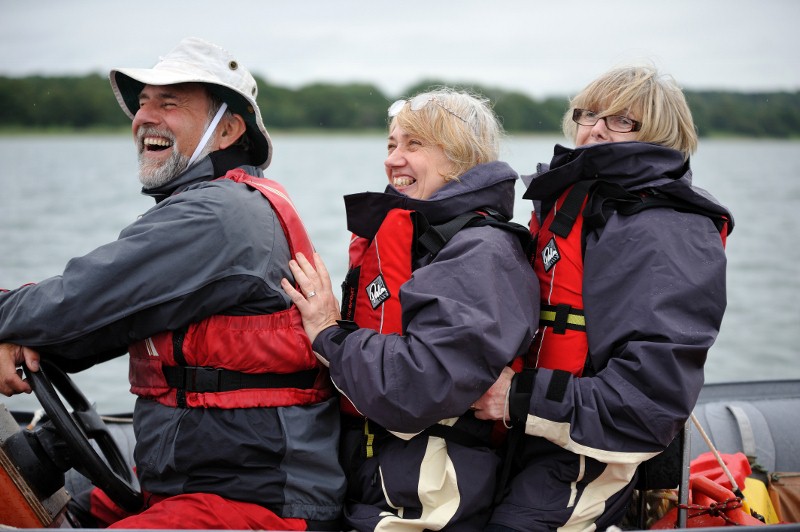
{"left": 163, "top": 366, "right": 318, "bottom": 393}
{"left": 540, "top": 304, "right": 586, "bottom": 333}
{"left": 545, "top": 370, "right": 571, "bottom": 403}
{"left": 509, "top": 368, "right": 537, "bottom": 425}
{"left": 330, "top": 320, "right": 360, "bottom": 345}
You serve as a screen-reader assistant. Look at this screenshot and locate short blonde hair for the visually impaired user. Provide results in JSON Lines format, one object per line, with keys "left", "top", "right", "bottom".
{"left": 562, "top": 65, "right": 698, "bottom": 159}
{"left": 389, "top": 87, "right": 503, "bottom": 181}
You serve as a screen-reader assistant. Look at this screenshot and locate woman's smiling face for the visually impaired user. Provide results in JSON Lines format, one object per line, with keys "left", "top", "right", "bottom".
{"left": 384, "top": 124, "right": 456, "bottom": 200}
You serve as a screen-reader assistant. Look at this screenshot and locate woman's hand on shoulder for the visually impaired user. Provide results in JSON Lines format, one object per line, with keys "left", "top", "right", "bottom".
{"left": 281, "top": 252, "right": 341, "bottom": 344}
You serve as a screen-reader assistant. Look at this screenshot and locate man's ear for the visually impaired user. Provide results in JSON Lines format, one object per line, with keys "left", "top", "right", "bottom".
{"left": 218, "top": 113, "right": 247, "bottom": 150}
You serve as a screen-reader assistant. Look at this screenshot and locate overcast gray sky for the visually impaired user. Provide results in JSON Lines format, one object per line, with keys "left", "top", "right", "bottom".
{"left": 2, "top": 0, "right": 798, "bottom": 99}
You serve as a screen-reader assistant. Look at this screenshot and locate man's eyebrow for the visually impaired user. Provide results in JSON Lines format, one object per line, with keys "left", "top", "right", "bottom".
{"left": 138, "top": 89, "right": 182, "bottom": 101}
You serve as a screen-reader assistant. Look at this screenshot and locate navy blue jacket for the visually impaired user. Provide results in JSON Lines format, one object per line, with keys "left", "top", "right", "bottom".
{"left": 490, "top": 142, "right": 732, "bottom": 530}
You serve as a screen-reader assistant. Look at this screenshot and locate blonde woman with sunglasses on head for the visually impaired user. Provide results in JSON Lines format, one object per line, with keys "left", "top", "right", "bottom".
{"left": 282, "top": 88, "right": 539, "bottom": 531}
{"left": 474, "top": 65, "right": 734, "bottom": 531}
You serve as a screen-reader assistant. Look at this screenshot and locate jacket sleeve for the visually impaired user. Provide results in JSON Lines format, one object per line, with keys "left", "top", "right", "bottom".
{"left": 0, "top": 181, "right": 290, "bottom": 369}
{"left": 518, "top": 208, "right": 727, "bottom": 464}
{"left": 315, "top": 226, "right": 539, "bottom": 433}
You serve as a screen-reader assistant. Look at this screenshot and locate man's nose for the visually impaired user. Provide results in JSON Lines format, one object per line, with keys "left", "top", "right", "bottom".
{"left": 132, "top": 104, "right": 160, "bottom": 129}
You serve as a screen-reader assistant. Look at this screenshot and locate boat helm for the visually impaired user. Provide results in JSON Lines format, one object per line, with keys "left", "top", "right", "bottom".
{"left": 109, "top": 37, "right": 273, "bottom": 169}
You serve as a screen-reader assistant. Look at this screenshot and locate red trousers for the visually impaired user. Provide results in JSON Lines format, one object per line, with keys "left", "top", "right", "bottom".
{"left": 90, "top": 488, "right": 308, "bottom": 530}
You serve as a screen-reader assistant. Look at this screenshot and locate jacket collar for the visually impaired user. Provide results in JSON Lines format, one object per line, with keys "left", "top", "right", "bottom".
{"left": 142, "top": 147, "right": 254, "bottom": 203}
{"left": 344, "top": 161, "right": 518, "bottom": 239}
{"left": 523, "top": 141, "right": 733, "bottom": 230}
{"left": 522, "top": 141, "right": 689, "bottom": 201}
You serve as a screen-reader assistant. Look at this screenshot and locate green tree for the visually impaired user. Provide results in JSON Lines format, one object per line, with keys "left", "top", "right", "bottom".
{"left": 1, "top": 74, "right": 798, "bottom": 138}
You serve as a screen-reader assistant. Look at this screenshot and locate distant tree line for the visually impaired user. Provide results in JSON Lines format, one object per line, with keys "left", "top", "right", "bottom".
{"left": 1, "top": 74, "right": 798, "bottom": 138}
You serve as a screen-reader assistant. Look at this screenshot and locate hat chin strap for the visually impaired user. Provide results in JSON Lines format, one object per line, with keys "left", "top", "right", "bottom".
{"left": 187, "top": 102, "right": 228, "bottom": 168}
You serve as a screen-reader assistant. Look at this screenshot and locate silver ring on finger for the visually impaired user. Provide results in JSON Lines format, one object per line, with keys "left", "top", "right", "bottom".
{"left": 307, "top": 291, "right": 317, "bottom": 298}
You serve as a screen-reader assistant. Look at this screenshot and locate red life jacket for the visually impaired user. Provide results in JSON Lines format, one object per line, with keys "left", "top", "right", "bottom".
{"left": 340, "top": 207, "right": 532, "bottom": 419}
{"left": 529, "top": 180, "right": 730, "bottom": 376}
{"left": 530, "top": 184, "right": 590, "bottom": 376}
{"left": 337, "top": 208, "right": 415, "bottom": 416}
{"left": 128, "top": 169, "right": 332, "bottom": 409}
{"left": 342, "top": 208, "right": 414, "bottom": 337}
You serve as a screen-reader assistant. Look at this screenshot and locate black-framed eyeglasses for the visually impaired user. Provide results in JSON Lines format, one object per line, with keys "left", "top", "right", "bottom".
{"left": 572, "top": 108, "right": 642, "bottom": 133}
{"left": 388, "top": 95, "right": 468, "bottom": 123}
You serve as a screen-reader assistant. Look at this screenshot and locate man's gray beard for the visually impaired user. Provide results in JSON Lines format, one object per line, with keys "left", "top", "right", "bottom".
{"left": 137, "top": 142, "right": 215, "bottom": 189}
{"left": 138, "top": 149, "right": 189, "bottom": 189}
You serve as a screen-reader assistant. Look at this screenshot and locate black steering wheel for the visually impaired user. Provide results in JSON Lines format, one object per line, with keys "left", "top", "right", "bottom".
{"left": 25, "top": 360, "right": 142, "bottom": 512}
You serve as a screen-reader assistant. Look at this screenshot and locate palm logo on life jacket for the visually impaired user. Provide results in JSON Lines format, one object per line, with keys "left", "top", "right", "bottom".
{"left": 366, "top": 274, "right": 390, "bottom": 309}
{"left": 540, "top": 237, "right": 561, "bottom": 272}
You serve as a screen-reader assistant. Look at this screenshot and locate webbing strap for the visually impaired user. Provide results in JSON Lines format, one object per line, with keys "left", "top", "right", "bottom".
{"left": 162, "top": 366, "right": 318, "bottom": 394}
{"left": 495, "top": 368, "right": 537, "bottom": 505}
{"left": 172, "top": 327, "right": 189, "bottom": 408}
{"left": 550, "top": 180, "right": 595, "bottom": 237}
{"left": 421, "top": 423, "right": 490, "bottom": 449}
{"left": 364, "top": 419, "right": 376, "bottom": 459}
{"left": 540, "top": 304, "right": 586, "bottom": 333}
{"left": 357, "top": 416, "right": 490, "bottom": 461}
{"left": 416, "top": 212, "right": 486, "bottom": 256}
{"left": 727, "top": 405, "right": 757, "bottom": 459}
{"left": 724, "top": 402, "right": 776, "bottom": 473}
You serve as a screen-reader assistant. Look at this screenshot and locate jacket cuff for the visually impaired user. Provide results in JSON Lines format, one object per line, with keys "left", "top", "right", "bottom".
{"left": 311, "top": 320, "right": 359, "bottom": 353}
{"left": 509, "top": 368, "right": 537, "bottom": 425}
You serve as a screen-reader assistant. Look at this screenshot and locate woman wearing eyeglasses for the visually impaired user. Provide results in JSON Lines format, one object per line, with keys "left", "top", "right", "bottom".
{"left": 474, "top": 66, "right": 734, "bottom": 530}
{"left": 281, "top": 88, "right": 539, "bottom": 531}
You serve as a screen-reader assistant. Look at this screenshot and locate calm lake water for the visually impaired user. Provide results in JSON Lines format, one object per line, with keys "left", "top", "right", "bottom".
{"left": 1, "top": 133, "right": 799, "bottom": 413}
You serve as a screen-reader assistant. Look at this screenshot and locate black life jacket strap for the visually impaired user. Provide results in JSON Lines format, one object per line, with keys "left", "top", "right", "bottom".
{"left": 162, "top": 366, "right": 319, "bottom": 394}
{"left": 415, "top": 211, "right": 488, "bottom": 257}
{"left": 171, "top": 326, "right": 189, "bottom": 407}
{"left": 540, "top": 303, "right": 586, "bottom": 334}
{"left": 419, "top": 422, "right": 491, "bottom": 449}
{"left": 549, "top": 179, "right": 596, "bottom": 238}
{"left": 494, "top": 367, "right": 537, "bottom": 506}
{"left": 583, "top": 181, "right": 731, "bottom": 236}
{"left": 415, "top": 208, "right": 535, "bottom": 268}
{"left": 616, "top": 195, "right": 730, "bottom": 234}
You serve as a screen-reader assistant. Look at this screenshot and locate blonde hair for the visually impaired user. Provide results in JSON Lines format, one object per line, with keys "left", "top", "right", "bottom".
{"left": 389, "top": 87, "right": 503, "bottom": 181}
{"left": 562, "top": 65, "right": 698, "bottom": 159}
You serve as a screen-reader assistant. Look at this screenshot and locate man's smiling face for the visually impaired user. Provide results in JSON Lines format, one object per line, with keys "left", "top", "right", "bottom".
{"left": 132, "top": 83, "right": 212, "bottom": 188}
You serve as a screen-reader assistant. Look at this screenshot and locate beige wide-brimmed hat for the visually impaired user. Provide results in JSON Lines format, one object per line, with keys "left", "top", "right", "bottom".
{"left": 109, "top": 37, "right": 272, "bottom": 169}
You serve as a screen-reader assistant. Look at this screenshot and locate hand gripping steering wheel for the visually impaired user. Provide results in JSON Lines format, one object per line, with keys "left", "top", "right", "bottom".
{"left": 25, "top": 360, "right": 142, "bottom": 512}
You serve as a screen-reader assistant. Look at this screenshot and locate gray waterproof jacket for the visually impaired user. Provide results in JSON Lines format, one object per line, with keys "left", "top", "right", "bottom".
{"left": 0, "top": 148, "right": 345, "bottom": 523}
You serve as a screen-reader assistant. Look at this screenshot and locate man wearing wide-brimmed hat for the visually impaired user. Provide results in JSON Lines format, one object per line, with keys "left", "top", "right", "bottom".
{"left": 0, "top": 37, "right": 345, "bottom": 530}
